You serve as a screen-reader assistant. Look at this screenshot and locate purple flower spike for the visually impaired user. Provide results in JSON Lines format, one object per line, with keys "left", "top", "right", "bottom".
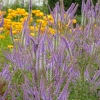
{"left": 69, "top": 4, "right": 79, "bottom": 18}
{"left": 62, "top": 36, "right": 69, "bottom": 49}
{"left": 0, "top": 15, "right": 4, "bottom": 28}
{"left": 57, "top": 74, "right": 73, "bottom": 100}
{"left": 66, "top": 3, "right": 75, "bottom": 15}
{"left": 10, "top": 27, "right": 14, "bottom": 45}
{"left": 0, "top": 64, "right": 11, "bottom": 81}
{"left": 82, "top": 0, "right": 85, "bottom": 12}
{"left": 30, "top": 36, "right": 38, "bottom": 54}
{"left": 40, "top": 78, "right": 47, "bottom": 100}
{"left": 84, "top": 68, "right": 91, "bottom": 82}
{"left": 29, "top": 0, "right": 32, "bottom": 13}
{"left": 92, "top": 70, "right": 100, "bottom": 83}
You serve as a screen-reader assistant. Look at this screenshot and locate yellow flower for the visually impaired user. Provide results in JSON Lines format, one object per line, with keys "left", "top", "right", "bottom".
{"left": 0, "top": 35, "right": 5, "bottom": 39}
{"left": 0, "top": 11, "right": 6, "bottom": 15}
{"left": 6, "top": 15, "right": 12, "bottom": 19}
{"left": 6, "top": 31, "right": 10, "bottom": 35}
{"left": 36, "top": 19, "right": 43, "bottom": 23}
{"left": 30, "top": 33, "right": 35, "bottom": 37}
{"left": 35, "top": 26, "right": 39, "bottom": 32}
{"left": 16, "top": 8, "right": 21, "bottom": 11}
{"left": 49, "top": 28, "right": 55, "bottom": 35}
{"left": 8, "top": 9, "right": 12, "bottom": 13}
{"left": 40, "top": 27, "right": 45, "bottom": 33}
{"left": 30, "top": 26, "right": 34, "bottom": 31}
{"left": 49, "top": 19, "right": 54, "bottom": 24}
{"left": 7, "top": 45, "right": 13, "bottom": 49}
{"left": 12, "top": 31, "right": 17, "bottom": 34}
{"left": 0, "top": 11, "right": 2, "bottom": 16}
{"left": 47, "top": 15, "right": 53, "bottom": 20}
{"left": 39, "top": 12, "right": 44, "bottom": 17}
{"left": 5, "top": 25, "right": 11, "bottom": 30}
{"left": 66, "top": 24, "right": 68, "bottom": 28}
{"left": 69, "top": 29, "right": 72, "bottom": 33}
{"left": 42, "top": 21, "right": 47, "bottom": 27}
{"left": 35, "top": 13, "right": 40, "bottom": 16}
{"left": 20, "top": 9, "right": 25, "bottom": 12}
{"left": 64, "top": 14, "right": 67, "bottom": 18}
{"left": 32, "top": 10, "right": 40, "bottom": 14}
{"left": 23, "top": 12, "right": 28, "bottom": 16}
{"left": 32, "top": 10, "right": 36, "bottom": 14}
{"left": 43, "top": 16, "right": 47, "bottom": 21}
{"left": 29, "top": 17, "right": 33, "bottom": 22}
{"left": 0, "top": 27, "right": 3, "bottom": 31}
{"left": 94, "top": 24, "right": 97, "bottom": 28}
{"left": 4, "top": 18, "right": 11, "bottom": 22}
{"left": 14, "top": 38, "right": 20, "bottom": 42}
{"left": 72, "top": 19, "right": 77, "bottom": 24}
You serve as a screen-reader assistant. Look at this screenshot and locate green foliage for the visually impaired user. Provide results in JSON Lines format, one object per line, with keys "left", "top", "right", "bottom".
{"left": 48, "top": 0, "right": 98, "bottom": 15}
{"left": 76, "top": 15, "right": 81, "bottom": 24}
{"left": 69, "top": 79, "right": 99, "bottom": 100}
{"left": 0, "top": 34, "right": 12, "bottom": 67}
{"left": 48, "top": 0, "right": 60, "bottom": 10}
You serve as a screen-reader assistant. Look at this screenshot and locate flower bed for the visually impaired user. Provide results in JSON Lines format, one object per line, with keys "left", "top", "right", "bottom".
{"left": 0, "top": 0, "right": 100, "bottom": 100}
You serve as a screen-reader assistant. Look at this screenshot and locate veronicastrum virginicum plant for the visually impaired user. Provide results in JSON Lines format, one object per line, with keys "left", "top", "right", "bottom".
{"left": 1, "top": 0, "right": 100, "bottom": 100}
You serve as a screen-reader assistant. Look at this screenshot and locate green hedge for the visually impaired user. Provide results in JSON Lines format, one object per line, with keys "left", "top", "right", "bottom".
{"left": 48, "top": 0, "right": 98, "bottom": 15}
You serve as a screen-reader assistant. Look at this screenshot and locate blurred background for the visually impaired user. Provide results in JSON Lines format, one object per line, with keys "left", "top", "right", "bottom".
{"left": 1, "top": 0, "right": 98, "bottom": 14}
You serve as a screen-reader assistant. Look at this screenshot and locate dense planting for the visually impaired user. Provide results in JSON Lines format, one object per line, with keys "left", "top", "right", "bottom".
{"left": 0, "top": 0, "right": 100, "bottom": 100}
